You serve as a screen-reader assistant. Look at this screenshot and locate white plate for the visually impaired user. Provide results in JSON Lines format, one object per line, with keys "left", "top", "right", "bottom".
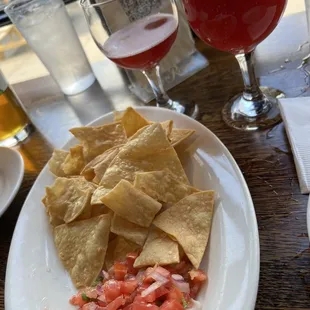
{"left": 307, "top": 196, "right": 310, "bottom": 241}
{"left": 5, "top": 107, "right": 260, "bottom": 310}
{"left": 0, "top": 147, "right": 24, "bottom": 218}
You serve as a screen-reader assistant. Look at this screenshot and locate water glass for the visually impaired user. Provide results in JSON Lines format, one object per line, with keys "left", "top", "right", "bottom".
{"left": 5, "top": 0, "right": 96, "bottom": 96}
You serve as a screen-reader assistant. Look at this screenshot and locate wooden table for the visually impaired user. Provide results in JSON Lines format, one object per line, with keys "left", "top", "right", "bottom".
{"left": 0, "top": 42, "right": 309, "bottom": 310}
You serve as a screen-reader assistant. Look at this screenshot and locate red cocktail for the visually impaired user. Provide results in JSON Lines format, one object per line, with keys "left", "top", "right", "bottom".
{"left": 183, "top": 0, "right": 287, "bottom": 130}
{"left": 81, "top": 0, "right": 198, "bottom": 117}
{"left": 183, "top": 0, "right": 286, "bottom": 54}
{"left": 102, "top": 14, "right": 178, "bottom": 70}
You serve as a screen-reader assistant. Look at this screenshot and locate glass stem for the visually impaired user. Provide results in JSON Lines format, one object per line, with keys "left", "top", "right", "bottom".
{"left": 235, "top": 50, "right": 264, "bottom": 102}
{"left": 142, "top": 65, "right": 172, "bottom": 108}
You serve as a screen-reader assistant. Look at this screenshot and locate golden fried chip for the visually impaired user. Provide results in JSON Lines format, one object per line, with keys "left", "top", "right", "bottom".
{"left": 45, "top": 179, "right": 92, "bottom": 225}
{"left": 62, "top": 145, "right": 85, "bottom": 176}
{"left": 93, "top": 147, "right": 121, "bottom": 184}
{"left": 101, "top": 180, "right": 162, "bottom": 228}
{"left": 65, "top": 176, "right": 98, "bottom": 193}
{"left": 121, "top": 107, "right": 149, "bottom": 138}
{"left": 54, "top": 214, "right": 111, "bottom": 288}
{"left": 81, "top": 146, "right": 121, "bottom": 183}
{"left": 91, "top": 204, "right": 109, "bottom": 217}
{"left": 91, "top": 187, "right": 111, "bottom": 205}
{"left": 169, "top": 128, "right": 195, "bottom": 147}
{"left": 105, "top": 236, "right": 141, "bottom": 270}
{"left": 48, "top": 149, "right": 69, "bottom": 177}
{"left": 160, "top": 120, "right": 173, "bottom": 138}
{"left": 133, "top": 228, "right": 180, "bottom": 268}
{"left": 153, "top": 191, "right": 214, "bottom": 268}
{"left": 134, "top": 169, "right": 199, "bottom": 206}
{"left": 113, "top": 110, "right": 124, "bottom": 122}
{"left": 111, "top": 214, "right": 148, "bottom": 246}
{"left": 70, "top": 122, "right": 127, "bottom": 162}
{"left": 44, "top": 177, "right": 96, "bottom": 225}
{"left": 100, "top": 123, "right": 189, "bottom": 189}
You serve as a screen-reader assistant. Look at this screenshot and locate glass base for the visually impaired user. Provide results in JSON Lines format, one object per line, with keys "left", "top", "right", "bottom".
{"left": 0, "top": 123, "right": 33, "bottom": 147}
{"left": 161, "top": 99, "right": 199, "bottom": 119}
{"left": 222, "top": 87, "right": 283, "bottom": 131}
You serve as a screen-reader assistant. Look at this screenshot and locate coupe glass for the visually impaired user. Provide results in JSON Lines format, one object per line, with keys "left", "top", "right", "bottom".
{"left": 182, "top": 0, "right": 287, "bottom": 130}
{"left": 81, "top": 0, "right": 198, "bottom": 117}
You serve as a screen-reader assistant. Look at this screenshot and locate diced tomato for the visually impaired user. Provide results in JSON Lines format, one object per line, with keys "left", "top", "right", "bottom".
{"left": 137, "top": 285, "right": 169, "bottom": 303}
{"left": 69, "top": 252, "right": 205, "bottom": 310}
{"left": 160, "top": 299, "right": 184, "bottom": 310}
{"left": 131, "top": 301, "right": 159, "bottom": 310}
{"left": 170, "top": 261, "right": 192, "bottom": 279}
{"left": 189, "top": 269, "right": 207, "bottom": 298}
{"left": 97, "top": 299, "right": 108, "bottom": 307}
{"left": 166, "top": 287, "right": 183, "bottom": 304}
{"left": 121, "top": 279, "right": 139, "bottom": 294}
{"left": 137, "top": 283, "right": 150, "bottom": 294}
{"left": 138, "top": 290, "right": 157, "bottom": 303}
{"left": 126, "top": 252, "right": 139, "bottom": 265}
{"left": 69, "top": 293, "right": 87, "bottom": 307}
{"left": 103, "top": 279, "right": 122, "bottom": 303}
{"left": 144, "top": 266, "right": 170, "bottom": 284}
{"left": 114, "top": 262, "right": 128, "bottom": 281}
{"left": 190, "top": 282, "right": 202, "bottom": 298}
{"left": 81, "top": 302, "right": 105, "bottom": 310}
{"left": 126, "top": 252, "right": 139, "bottom": 275}
{"left": 123, "top": 291, "right": 138, "bottom": 305}
{"left": 107, "top": 295, "right": 125, "bottom": 310}
{"left": 189, "top": 269, "right": 207, "bottom": 283}
{"left": 154, "top": 267, "right": 170, "bottom": 278}
{"left": 144, "top": 267, "right": 155, "bottom": 283}
{"left": 85, "top": 288, "right": 98, "bottom": 299}
{"left": 154, "top": 286, "right": 169, "bottom": 299}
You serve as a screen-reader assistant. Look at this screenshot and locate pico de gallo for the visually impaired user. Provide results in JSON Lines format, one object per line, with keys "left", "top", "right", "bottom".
{"left": 70, "top": 252, "right": 207, "bottom": 310}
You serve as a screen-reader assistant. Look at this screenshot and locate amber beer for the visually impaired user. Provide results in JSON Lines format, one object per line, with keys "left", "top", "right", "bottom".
{"left": 0, "top": 71, "right": 31, "bottom": 147}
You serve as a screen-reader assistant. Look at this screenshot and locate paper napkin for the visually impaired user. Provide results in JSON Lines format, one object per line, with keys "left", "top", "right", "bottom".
{"left": 279, "top": 98, "right": 310, "bottom": 193}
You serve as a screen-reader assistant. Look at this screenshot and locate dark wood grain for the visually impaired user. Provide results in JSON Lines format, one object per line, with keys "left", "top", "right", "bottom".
{"left": 1, "top": 41, "right": 310, "bottom": 309}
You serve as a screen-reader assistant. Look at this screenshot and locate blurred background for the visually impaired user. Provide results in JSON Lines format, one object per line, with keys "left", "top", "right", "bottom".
{"left": 0, "top": 0, "right": 308, "bottom": 96}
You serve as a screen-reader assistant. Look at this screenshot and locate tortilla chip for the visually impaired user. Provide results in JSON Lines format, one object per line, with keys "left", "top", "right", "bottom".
{"left": 153, "top": 191, "right": 214, "bottom": 268}
{"left": 48, "top": 149, "right": 69, "bottom": 177}
{"left": 81, "top": 146, "right": 121, "bottom": 183}
{"left": 42, "top": 195, "right": 64, "bottom": 226}
{"left": 160, "top": 120, "right": 173, "bottom": 137}
{"left": 91, "top": 187, "right": 111, "bottom": 205}
{"left": 100, "top": 123, "right": 189, "bottom": 189}
{"left": 169, "top": 128, "right": 195, "bottom": 147}
{"left": 70, "top": 122, "right": 127, "bottom": 162}
{"left": 111, "top": 214, "right": 148, "bottom": 246}
{"left": 45, "top": 179, "right": 92, "bottom": 225}
{"left": 54, "top": 214, "right": 111, "bottom": 288}
{"left": 134, "top": 169, "right": 199, "bottom": 206}
{"left": 134, "top": 228, "right": 180, "bottom": 268}
{"left": 121, "top": 107, "right": 149, "bottom": 138}
{"left": 101, "top": 180, "right": 162, "bottom": 228}
{"left": 62, "top": 145, "right": 85, "bottom": 176}
{"left": 105, "top": 236, "right": 141, "bottom": 270}
{"left": 113, "top": 110, "right": 124, "bottom": 122}
{"left": 71, "top": 176, "right": 98, "bottom": 191}
{"left": 43, "top": 177, "right": 96, "bottom": 225}
{"left": 91, "top": 204, "right": 109, "bottom": 217}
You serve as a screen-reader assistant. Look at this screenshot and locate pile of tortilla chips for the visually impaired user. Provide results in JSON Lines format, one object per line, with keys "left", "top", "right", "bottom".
{"left": 42, "top": 107, "right": 214, "bottom": 289}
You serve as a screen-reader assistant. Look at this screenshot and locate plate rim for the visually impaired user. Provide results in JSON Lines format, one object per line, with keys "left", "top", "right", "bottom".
{"left": 5, "top": 106, "right": 260, "bottom": 309}
{"left": 0, "top": 146, "right": 24, "bottom": 218}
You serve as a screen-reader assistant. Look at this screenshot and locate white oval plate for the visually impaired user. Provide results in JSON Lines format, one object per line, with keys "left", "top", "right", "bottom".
{"left": 0, "top": 147, "right": 24, "bottom": 218}
{"left": 5, "top": 107, "right": 259, "bottom": 310}
{"left": 307, "top": 196, "right": 310, "bottom": 241}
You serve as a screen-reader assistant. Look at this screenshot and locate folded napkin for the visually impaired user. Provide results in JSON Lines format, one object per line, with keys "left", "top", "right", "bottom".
{"left": 279, "top": 98, "right": 310, "bottom": 194}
